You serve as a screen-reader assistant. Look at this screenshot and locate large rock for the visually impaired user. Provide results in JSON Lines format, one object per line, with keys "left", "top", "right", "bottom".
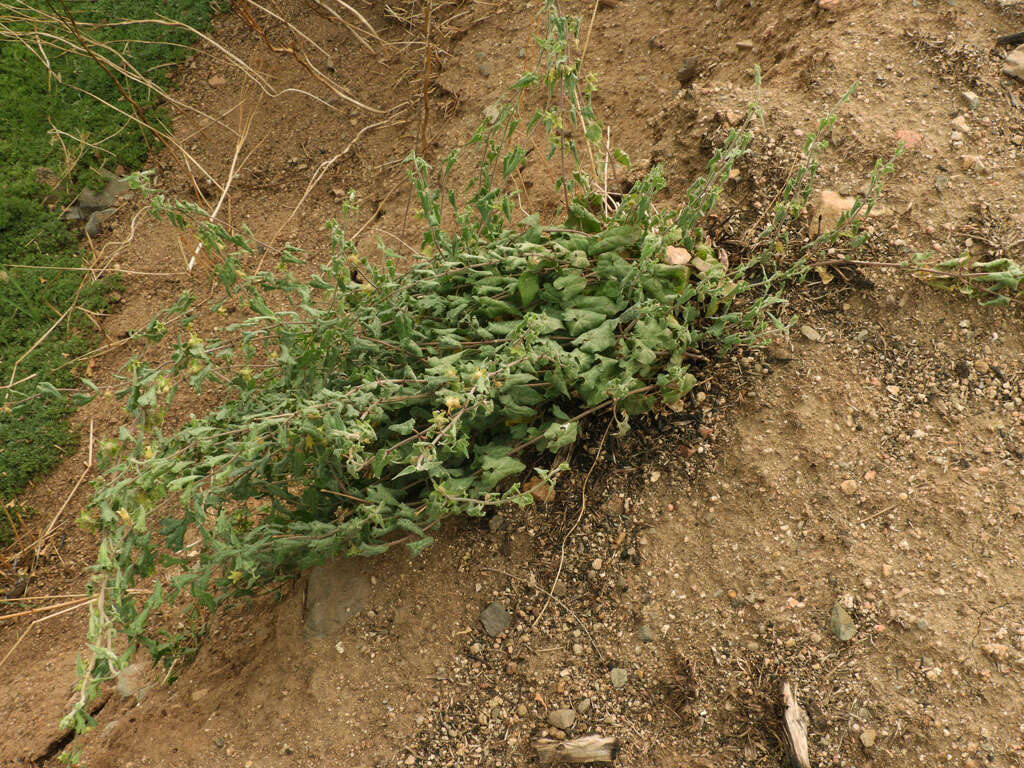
{"left": 807, "top": 189, "right": 855, "bottom": 237}
{"left": 1004, "top": 45, "right": 1024, "bottom": 81}
{"left": 304, "top": 558, "right": 370, "bottom": 637}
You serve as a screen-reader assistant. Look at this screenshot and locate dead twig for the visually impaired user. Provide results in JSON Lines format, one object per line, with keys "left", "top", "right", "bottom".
{"left": 0, "top": 597, "right": 95, "bottom": 670}
{"left": 996, "top": 31, "right": 1024, "bottom": 47}
{"left": 781, "top": 681, "right": 812, "bottom": 768}
{"left": 534, "top": 734, "right": 619, "bottom": 764}
{"left": 0, "top": 596, "right": 93, "bottom": 622}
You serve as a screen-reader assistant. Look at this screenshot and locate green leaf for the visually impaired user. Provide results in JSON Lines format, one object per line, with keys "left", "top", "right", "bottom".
{"left": 588, "top": 226, "right": 642, "bottom": 257}
{"left": 478, "top": 454, "right": 526, "bottom": 488}
{"left": 563, "top": 308, "right": 606, "bottom": 335}
{"left": 406, "top": 536, "right": 435, "bottom": 556}
{"left": 578, "top": 356, "right": 619, "bottom": 406}
{"left": 543, "top": 420, "right": 578, "bottom": 450}
{"left": 478, "top": 297, "right": 520, "bottom": 318}
{"left": 575, "top": 319, "right": 618, "bottom": 353}
{"left": 567, "top": 202, "right": 602, "bottom": 233}
{"left": 389, "top": 418, "right": 417, "bottom": 436}
{"left": 518, "top": 271, "right": 540, "bottom": 305}
{"left": 552, "top": 270, "right": 587, "bottom": 300}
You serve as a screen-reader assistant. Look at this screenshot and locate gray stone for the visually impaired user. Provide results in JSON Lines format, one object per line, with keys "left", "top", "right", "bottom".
{"left": 576, "top": 697, "right": 592, "bottom": 714}
{"left": 488, "top": 514, "right": 505, "bottom": 533}
{"left": 85, "top": 208, "right": 114, "bottom": 236}
{"left": 637, "top": 625, "right": 655, "bottom": 642}
{"left": 480, "top": 602, "right": 511, "bottom": 636}
{"left": 77, "top": 186, "right": 116, "bottom": 212}
{"left": 830, "top": 602, "right": 857, "bottom": 642}
{"left": 76, "top": 174, "right": 130, "bottom": 216}
{"left": 962, "top": 90, "right": 979, "bottom": 110}
{"left": 934, "top": 172, "right": 949, "bottom": 192}
{"left": 610, "top": 667, "right": 628, "bottom": 689}
{"left": 100, "top": 171, "right": 131, "bottom": 198}
{"left": 860, "top": 728, "right": 877, "bottom": 748}
{"left": 304, "top": 558, "right": 370, "bottom": 637}
{"left": 478, "top": 61, "right": 493, "bottom": 78}
{"left": 547, "top": 708, "right": 576, "bottom": 730}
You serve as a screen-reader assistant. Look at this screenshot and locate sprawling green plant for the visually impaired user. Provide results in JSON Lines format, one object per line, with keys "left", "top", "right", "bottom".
{"left": 920, "top": 253, "right": 1024, "bottom": 305}
{"left": 63, "top": 2, "right": 887, "bottom": 732}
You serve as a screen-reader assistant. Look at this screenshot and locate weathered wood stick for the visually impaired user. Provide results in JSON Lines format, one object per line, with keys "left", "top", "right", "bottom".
{"left": 781, "top": 682, "right": 811, "bottom": 768}
{"left": 533, "top": 734, "right": 619, "bottom": 764}
{"left": 997, "top": 31, "right": 1024, "bottom": 47}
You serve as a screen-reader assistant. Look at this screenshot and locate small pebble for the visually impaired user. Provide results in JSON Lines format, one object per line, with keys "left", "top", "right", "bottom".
{"left": 547, "top": 708, "right": 576, "bottom": 730}
{"left": 831, "top": 602, "right": 857, "bottom": 642}
{"left": 800, "top": 324, "right": 822, "bottom": 342}
{"left": 610, "top": 667, "right": 628, "bottom": 689}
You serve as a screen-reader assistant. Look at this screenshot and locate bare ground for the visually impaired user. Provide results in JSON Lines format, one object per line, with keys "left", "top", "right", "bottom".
{"left": 3, "top": 0, "right": 1024, "bottom": 766}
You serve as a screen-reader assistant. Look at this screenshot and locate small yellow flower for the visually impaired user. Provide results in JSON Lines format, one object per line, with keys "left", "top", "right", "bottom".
{"left": 117, "top": 508, "right": 131, "bottom": 525}
{"left": 444, "top": 396, "right": 461, "bottom": 410}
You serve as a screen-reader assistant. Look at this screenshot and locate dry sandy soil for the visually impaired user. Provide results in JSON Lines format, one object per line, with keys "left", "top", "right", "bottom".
{"left": 3, "top": 0, "right": 1024, "bottom": 766}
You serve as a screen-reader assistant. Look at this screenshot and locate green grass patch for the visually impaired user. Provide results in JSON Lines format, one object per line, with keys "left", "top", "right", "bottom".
{"left": 0, "top": 1, "right": 215, "bottom": 500}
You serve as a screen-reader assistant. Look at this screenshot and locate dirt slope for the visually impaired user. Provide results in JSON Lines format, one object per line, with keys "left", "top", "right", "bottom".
{"left": 2, "top": 0, "right": 1024, "bottom": 766}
